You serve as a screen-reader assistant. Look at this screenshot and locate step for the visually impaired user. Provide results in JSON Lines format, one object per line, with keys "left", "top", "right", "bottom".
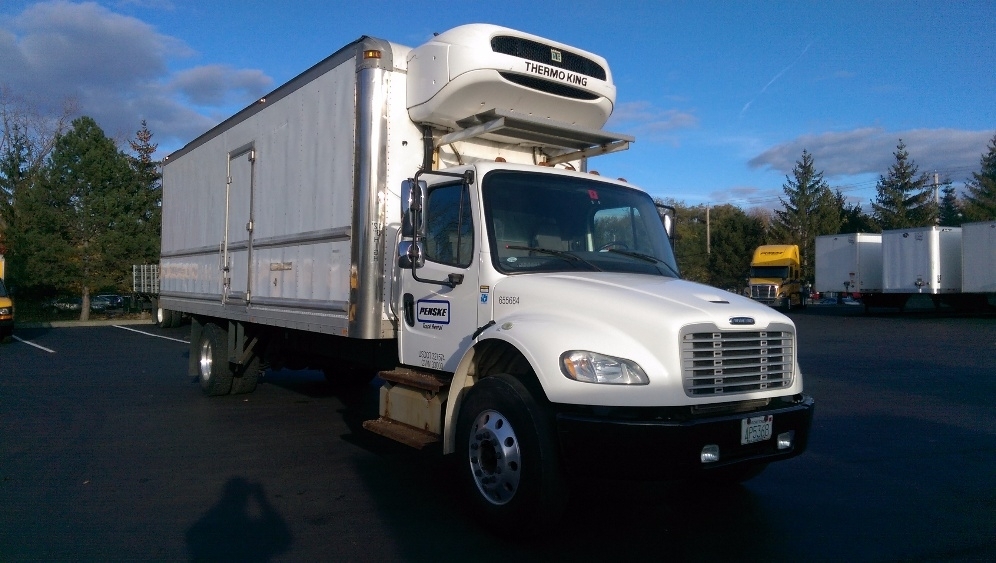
{"left": 377, "top": 367, "right": 451, "bottom": 393}
{"left": 362, "top": 417, "right": 440, "bottom": 449}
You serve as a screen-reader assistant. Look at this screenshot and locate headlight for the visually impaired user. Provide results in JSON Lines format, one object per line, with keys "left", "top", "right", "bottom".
{"left": 560, "top": 351, "right": 649, "bottom": 385}
{"left": 0, "top": 307, "right": 10, "bottom": 316}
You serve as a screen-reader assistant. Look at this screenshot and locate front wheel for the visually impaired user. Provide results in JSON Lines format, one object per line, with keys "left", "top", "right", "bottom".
{"left": 455, "top": 374, "right": 567, "bottom": 532}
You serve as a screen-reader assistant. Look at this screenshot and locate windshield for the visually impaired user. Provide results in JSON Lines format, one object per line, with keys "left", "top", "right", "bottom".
{"left": 483, "top": 171, "right": 679, "bottom": 277}
{"left": 750, "top": 266, "right": 790, "bottom": 279}
{"left": 0, "top": 279, "right": 7, "bottom": 297}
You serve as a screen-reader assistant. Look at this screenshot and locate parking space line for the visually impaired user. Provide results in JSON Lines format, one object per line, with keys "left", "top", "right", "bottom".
{"left": 12, "top": 335, "right": 56, "bottom": 353}
{"left": 113, "top": 325, "right": 189, "bottom": 344}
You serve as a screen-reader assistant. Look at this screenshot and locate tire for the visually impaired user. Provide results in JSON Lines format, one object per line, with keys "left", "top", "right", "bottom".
{"left": 230, "top": 354, "right": 261, "bottom": 395}
{"left": 700, "top": 462, "right": 768, "bottom": 485}
{"left": 455, "top": 374, "right": 567, "bottom": 532}
{"left": 156, "top": 305, "right": 172, "bottom": 328}
{"left": 167, "top": 309, "right": 183, "bottom": 328}
{"left": 197, "top": 323, "right": 233, "bottom": 396}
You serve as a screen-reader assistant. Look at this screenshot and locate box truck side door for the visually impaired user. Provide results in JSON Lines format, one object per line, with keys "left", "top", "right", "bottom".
{"left": 397, "top": 181, "right": 481, "bottom": 372}
{"left": 224, "top": 144, "right": 255, "bottom": 304}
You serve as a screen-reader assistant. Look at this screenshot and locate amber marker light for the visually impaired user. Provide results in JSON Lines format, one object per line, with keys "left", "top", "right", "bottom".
{"left": 363, "top": 50, "right": 382, "bottom": 59}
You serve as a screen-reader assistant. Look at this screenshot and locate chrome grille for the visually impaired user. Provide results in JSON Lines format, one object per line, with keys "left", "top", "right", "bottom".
{"left": 681, "top": 325, "right": 794, "bottom": 397}
{"left": 750, "top": 285, "right": 776, "bottom": 299}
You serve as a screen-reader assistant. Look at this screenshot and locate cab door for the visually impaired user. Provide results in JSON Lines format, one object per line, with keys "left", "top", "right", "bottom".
{"left": 397, "top": 180, "right": 482, "bottom": 372}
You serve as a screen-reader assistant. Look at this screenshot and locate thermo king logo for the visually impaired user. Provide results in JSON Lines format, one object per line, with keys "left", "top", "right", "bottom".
{"left": 417, "top": 299, "right": 450, "bottom": 325}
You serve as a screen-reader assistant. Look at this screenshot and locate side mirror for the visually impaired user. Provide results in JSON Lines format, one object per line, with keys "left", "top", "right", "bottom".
{"left": 401, "top": 179, "right": 426, "bottom": 238}
{"left": 397, "top": 240, "right": 425, "bottom": 269}
{"left": 655, "top": 203, "right": 676, "bottom": 240}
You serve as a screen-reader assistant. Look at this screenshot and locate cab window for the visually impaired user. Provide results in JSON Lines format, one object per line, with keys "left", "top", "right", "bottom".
{"left": 424, "top": 183, "right": 473, "bottom": 267}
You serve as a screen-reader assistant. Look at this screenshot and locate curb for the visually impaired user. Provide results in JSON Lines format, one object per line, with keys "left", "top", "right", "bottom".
{"left": 15, "top": 318, "right": 156, "bottom": 329}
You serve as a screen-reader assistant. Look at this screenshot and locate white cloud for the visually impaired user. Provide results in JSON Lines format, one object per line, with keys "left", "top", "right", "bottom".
{"left": 172, "top": 65, "right": 272, "bottom": 106}
{"left": 749, "top": 128, "right": 995, "bottom": 180}
{"left": 0, "top": 1, "right": 272, "bottom": 152}
{"left": 608, "top": 100, "right": 698, "bottom": 143}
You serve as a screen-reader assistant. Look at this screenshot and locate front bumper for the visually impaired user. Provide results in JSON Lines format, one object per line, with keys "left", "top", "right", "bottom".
{"left": 555, "top": 394, "right": 814, "bottom": 480}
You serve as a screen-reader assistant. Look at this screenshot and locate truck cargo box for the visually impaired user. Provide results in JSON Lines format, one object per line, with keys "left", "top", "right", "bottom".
{"left": 814, "top": 233, "right": 883, "bottom": 294}
{"left": 961, "top": 221, "right": 996, "bottom": 294}
{"left": 882, "top": 227, "right": 961, "bottom": 294}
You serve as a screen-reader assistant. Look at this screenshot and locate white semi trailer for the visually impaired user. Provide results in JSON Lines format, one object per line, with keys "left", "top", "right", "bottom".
{"left": 814, "top": 233, "right": 883, "bottom": 297}
{"left": 817, "top": 225, "right": 996, "bottom": 312}
{"left": 160, "top": 24, "right": 813, "bottom": 528}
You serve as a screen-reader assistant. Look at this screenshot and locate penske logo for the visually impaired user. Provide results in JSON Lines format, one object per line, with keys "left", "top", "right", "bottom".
{"left": 417, "top": 299, "right": 450, "bottom": 325}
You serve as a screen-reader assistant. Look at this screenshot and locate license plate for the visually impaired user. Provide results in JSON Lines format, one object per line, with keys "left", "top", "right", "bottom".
{"left": 741, "top": 415, "right": 773, "bottom": 445}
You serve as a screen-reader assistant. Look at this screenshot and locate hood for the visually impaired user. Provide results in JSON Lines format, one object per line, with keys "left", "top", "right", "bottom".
{"left": 492, "top": 272, "right": 789, "bottom": 331}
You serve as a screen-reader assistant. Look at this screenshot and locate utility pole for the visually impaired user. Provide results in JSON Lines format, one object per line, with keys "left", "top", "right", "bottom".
{"left": 706, "top": 205, "right": 711, "bottom": 255}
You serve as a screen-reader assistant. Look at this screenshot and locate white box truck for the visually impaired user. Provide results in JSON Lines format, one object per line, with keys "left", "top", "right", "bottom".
{"left": 814, "top": 233, "right": 883, "bottom": 296}
{"left": 160, "top": 24, "right": 813, "bottom": 528}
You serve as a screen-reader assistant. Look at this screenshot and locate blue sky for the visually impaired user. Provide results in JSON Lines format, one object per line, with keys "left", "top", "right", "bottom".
{"left": 1, "top": 0, "right": 993, "bottom": 210}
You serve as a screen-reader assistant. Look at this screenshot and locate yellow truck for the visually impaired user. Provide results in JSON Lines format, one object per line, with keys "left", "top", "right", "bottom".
{"left": 0, "top": 255, "right": 12, "bottom": 340}
{"left": 748, "top": 245, "right": 805, "bottom": 310}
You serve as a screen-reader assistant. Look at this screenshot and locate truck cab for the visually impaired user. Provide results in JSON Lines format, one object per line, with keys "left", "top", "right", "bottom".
{"left": 0, "top": 277, "right": 13, "bottom": 340}
{"left": 748, "top": 244, "right": 805, "bottom": 310}
{"left": 386, "top": 161, "right": 813, "bottom": 521}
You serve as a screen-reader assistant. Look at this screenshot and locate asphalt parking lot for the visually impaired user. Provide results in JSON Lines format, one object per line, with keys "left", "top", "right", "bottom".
{"left": 1, "top": 307, "right": 995, "bottom": 562}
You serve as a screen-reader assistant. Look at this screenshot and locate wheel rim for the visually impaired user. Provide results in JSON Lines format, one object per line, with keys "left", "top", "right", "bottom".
{"left": 199, "top": 338, "right": 213, "bottom": 381}
{"left": 467, "top": 409, "right": 522, "bottom": 506}
{"left": 157, "top": 307, "right": 165, "bottom": 324}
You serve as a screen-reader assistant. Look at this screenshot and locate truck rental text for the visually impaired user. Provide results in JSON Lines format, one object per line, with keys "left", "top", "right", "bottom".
{"left": 158, "top": 24, "right": 814, "bottom": 530}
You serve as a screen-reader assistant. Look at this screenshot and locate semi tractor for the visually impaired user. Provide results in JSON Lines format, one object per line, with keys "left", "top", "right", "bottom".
{"left": 160, "top": 24, "right": 814, "bottom": 528}
{"left": 748, "top": 245, "right": 805, "bottom": 309}
{"left": 0, "top": 255, "right": 11, "bottom": 340}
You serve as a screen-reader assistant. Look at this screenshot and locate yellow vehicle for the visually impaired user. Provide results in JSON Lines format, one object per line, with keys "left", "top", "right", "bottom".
{"left": 748, "top": 244, "right": 805, "bottom": 310}
{"left": 0, "top": 276, "right": 13, "bottom": 340}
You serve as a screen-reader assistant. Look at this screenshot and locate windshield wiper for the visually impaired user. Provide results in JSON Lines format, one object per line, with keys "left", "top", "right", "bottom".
{"left": 606, "top": 248, "right": 681, "bottom": 278}
{"left": 505, "top": 245, "right": 603, "bottom": 271}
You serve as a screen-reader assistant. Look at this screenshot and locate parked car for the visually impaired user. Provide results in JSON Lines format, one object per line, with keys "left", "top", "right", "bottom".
{"left": 95, "top": 294, "right": 124, "bottom": 309}
{"left": 89, "top": 296, "right": 112, "bottom": 312}
{"left": 45, "top": 297, "right": 82, "bottom": 312}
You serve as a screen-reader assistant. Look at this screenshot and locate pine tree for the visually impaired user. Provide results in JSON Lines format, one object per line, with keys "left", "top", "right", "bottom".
{"left": 123, "top": 120, "right": 162, "bottom": 268}
{"left": 871, "top": 140, "right": 937, "bottom": 230}
{"left": 937, "top": 183, "right": 962, "bottom": 226}
{"left": 18, "top": 116, "right": 138, "bottom": 319}
{"left": 0, "top": 124, "right": 30, "bottom": 254}
{"left": 771, "top": 150, "right": 840, "bottom": 281}
{"left": 833, "top": 189, "right": 879, "bottom": 234}
{"left": 962, "top": 133, "right": 996, "bottom": 221}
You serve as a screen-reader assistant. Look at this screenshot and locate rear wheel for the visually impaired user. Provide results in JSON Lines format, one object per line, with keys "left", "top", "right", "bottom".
{"left": 455, "top": 374, "right": 567, "bottom": 532}
{"left": 155, "top": 304, "right": 171, "bottom": 327}
{"left": 198, "top": 323, "right": 233, "bottom": 396}
{"left": 230, "top": 355, "right": 261, "bottom": 395}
